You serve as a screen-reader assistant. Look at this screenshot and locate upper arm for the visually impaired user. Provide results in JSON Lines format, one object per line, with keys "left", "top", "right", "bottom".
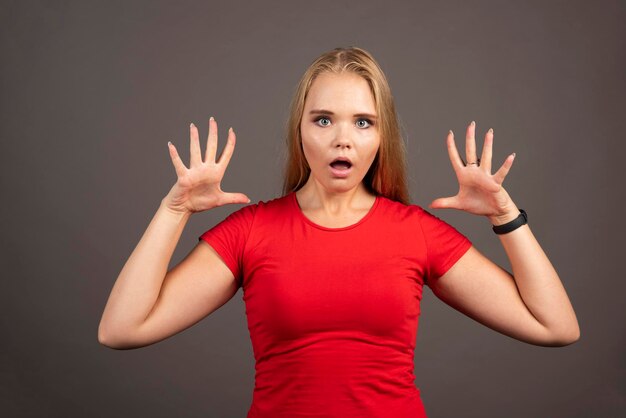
{"left": 428, "top": 245, "right": 557, "bottom": 346}
{"left": 123, "top": 240, "right": 239, "bottom": 349}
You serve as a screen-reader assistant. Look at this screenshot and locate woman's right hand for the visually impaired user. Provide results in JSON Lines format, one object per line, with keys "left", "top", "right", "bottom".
{"left": 162, "top": 117, "right": 251, "bottom": 215}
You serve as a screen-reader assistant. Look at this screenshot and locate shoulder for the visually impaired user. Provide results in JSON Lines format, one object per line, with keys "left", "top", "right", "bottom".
{"left": 377, "top": 196, "right": 465, "bottom": 236}
{"left": 383, "top": 197, "right": 450, "bottom": 225}
{"left": 222, "top": 192, "right": 293, "bottom": 225}
{"left": 251, "top": 193, "right": 292, "bottom": 216}
{"left": 376, "top": 195, "right": 430, "bottom": 221}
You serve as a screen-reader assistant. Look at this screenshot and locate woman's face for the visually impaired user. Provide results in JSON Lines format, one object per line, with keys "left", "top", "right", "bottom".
{"left": 300, "top": 71, "right": 380, "bottom": 194}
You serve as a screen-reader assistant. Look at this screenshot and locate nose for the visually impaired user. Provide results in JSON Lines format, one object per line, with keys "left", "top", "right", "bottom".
{"left": 332, "top": 123, "right": 353, "bottom": 149}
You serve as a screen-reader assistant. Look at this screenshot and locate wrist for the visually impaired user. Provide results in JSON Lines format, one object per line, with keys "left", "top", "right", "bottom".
{"left": 159, "top": 198, "right": 193, "bottom": 221}
{"left": 488, "top": 205, "right": 521, "bottom": 226}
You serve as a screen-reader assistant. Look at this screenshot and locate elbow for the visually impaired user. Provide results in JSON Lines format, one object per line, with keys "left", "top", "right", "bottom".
{"left": 97, "top": 321, "right": 108, "bottom": 345}
{"left": 97, "top": 325, "right": 118, "bottom": 349}
{"left": 563, "top": 326, "right": 581, "bottom": 345}
{"left": 97, "top": 323, "right": 128, "bottom": 350}
{"left": 98, "top": 316, "right": 117, "bottom": 348}
{"left": 549, "top": 324, "right": 581, "bottom": 347}
{"left": 98, "top": 334, "right": 115, "bottom": 349}
{"left": 98, "top": 331, "right": 133, "bottom": 350}
{"left": 98, "top": 322, "right": 145, "bottom": 350}
{"left": 562, "top": 319, "right": 581, "bottom": 345}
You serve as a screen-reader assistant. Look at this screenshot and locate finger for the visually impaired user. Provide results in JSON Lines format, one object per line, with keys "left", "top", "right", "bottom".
{"left": 480, "top": 128, "right": 493, "bottom": 173}
{"left": 446, "top": 130, "right": 465, "bottom": 171}
{"left": 190, "top": 122, "right": 202, "bottom": 167}
{"left": 205, "top": 116, "right": 218, "bottom": 163}
{"left": 466, "top": 121, "right": 477, "bottom": 165}
{"left": 493, "top": 153, "right": 516, "bottom": 184}
{"left": 217, "top": 127, "right": 236, "bottom": 166}
{"left": 167, "top": 141, "right": 188, "bottom": 178}
{"left": 221, "top": 192, "right": 252, "bottom": 205}
{"left": 429, "top": 196, "right": 460, "bottom": 209}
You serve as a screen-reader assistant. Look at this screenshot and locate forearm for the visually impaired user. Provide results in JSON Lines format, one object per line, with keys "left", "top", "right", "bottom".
{"left": 489, "top": 208, "right": 580, "bottom": 343}
{"left": 98, "top": 198, "right": 192, "bottom": 342}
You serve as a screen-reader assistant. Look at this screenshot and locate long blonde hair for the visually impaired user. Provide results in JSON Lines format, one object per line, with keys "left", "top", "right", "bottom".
{"left": 281, "top": 46, "right": 411, "bottom": 205}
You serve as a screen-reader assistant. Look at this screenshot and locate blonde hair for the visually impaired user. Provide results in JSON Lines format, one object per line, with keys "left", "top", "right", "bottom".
{"left": 281, "top": 46, "right": 411, "bottom": 205}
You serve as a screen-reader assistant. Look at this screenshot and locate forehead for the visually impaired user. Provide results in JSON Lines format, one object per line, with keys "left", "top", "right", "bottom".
{"left": 304, "top": 72, "right": 376, "bottom": 113}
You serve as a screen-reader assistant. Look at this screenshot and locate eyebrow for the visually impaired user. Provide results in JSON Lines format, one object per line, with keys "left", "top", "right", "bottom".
{"left": 309, "top": 109, "right": 378, "bottom": 120}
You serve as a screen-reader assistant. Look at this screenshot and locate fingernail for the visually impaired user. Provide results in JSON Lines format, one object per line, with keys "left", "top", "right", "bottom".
{"left": 512, "top": 152, "right": 516, "bottom": 158}
{"left": 167, "top": 141, "right": 171, "bottom": 146}
{"left": 210, "top": 116, "right": 214, "bottom": 121}
{"left": 471, "top": 121, "right": 475, "bottom": 126}
{"left": 449, "top": 129, "right": 453, "bottom": 135}
{"left": 190, "top": 122, "right": 195, "bottom": 128}
{"left": 488, "top": 128, "right": 493, "bottom": 134}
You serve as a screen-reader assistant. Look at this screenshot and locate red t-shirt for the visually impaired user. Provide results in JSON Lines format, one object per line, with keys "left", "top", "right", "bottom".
{"left": 199, "top": 191, "right": 472, "bottom": 418}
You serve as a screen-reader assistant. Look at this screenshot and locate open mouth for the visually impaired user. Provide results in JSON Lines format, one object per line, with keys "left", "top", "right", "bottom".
{"left": 329, "top": 157, "right": 353, "bottom": 177}
{"left": 329, "top": 160, "right": 352, "bottom": 170}
{"left": 329, "top": 156, "right": 353, "bottom": 170}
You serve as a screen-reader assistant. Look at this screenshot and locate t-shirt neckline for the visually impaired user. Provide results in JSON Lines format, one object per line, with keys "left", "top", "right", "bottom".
{"left": 290, "top": 191, "right": 380, "bottom": 232}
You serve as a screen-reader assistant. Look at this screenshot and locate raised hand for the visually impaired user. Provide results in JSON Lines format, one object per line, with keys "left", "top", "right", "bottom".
{"left": 429, "top": 121, "right": 519, "bottom": 223}
{"left": 162, "top": 117, "right": 250, "bottom": 215}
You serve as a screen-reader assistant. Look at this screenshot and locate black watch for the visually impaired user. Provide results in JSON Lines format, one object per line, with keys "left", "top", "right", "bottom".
{"left": 492, "top": 209, "right": 528, "bottom": 234}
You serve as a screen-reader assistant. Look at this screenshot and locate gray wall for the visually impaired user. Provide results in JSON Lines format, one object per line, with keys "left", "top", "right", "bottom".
{"left": 2, "top": 0, "right": 624, "bottom": 417}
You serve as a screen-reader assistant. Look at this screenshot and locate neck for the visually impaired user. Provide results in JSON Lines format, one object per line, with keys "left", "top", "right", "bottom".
{"left": 295, "top": 179, "right": 375, "bottom": 213}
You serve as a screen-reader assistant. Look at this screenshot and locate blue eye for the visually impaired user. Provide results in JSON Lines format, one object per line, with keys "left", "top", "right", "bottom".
{"left": 356, "top": 118, "right": 372, "bottom": 128}
{"left": 316, "top": 117, "right": 331, "bottom": 126}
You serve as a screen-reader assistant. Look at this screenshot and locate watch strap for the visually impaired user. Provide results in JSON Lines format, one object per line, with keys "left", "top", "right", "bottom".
{"left": 492, "top": 209, "right": 527, "bottom": 234}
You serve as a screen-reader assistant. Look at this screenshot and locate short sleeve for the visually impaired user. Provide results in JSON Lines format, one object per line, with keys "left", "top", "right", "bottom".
{"left": 198, "top": 203, "right": 257, "bottom": 288}
{"left": 417, "top": 207, "right": 473, "bottom": 286}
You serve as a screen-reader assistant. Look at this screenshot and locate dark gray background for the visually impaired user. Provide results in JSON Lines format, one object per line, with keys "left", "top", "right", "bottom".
{"left": 2, "top": 0, "right": 624, "bottom": 417}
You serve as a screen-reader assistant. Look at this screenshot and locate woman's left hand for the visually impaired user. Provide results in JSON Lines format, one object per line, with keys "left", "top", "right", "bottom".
{"left": 429, "top": 121, "right": 520, "bottom": 225}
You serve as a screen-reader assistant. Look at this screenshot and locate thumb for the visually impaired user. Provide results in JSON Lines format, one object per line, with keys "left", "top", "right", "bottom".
{"left": 429, "top": 196, "right": 457, "bottom": 209}
{"left": 223, "top": 192, "right": 252, "bottom": 205}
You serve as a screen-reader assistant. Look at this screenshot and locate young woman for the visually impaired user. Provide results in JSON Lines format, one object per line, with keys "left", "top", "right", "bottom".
{"left": 98, "top": 47, "right": 579, "bottom": 417}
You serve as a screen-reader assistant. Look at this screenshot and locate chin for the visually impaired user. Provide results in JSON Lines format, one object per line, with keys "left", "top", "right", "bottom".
{"left": 308, "top": 168, "right": 365, "bottom": 192}
{"left": 322, "top": 180, "right": 363, "bottom": 193}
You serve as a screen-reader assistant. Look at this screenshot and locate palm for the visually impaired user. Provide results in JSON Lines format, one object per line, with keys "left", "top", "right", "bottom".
{"left": 430, "top": 121, "right": 516, "bottom": 217}
{"left": 164, "top": 118, "right": 250, "bottom": 214}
